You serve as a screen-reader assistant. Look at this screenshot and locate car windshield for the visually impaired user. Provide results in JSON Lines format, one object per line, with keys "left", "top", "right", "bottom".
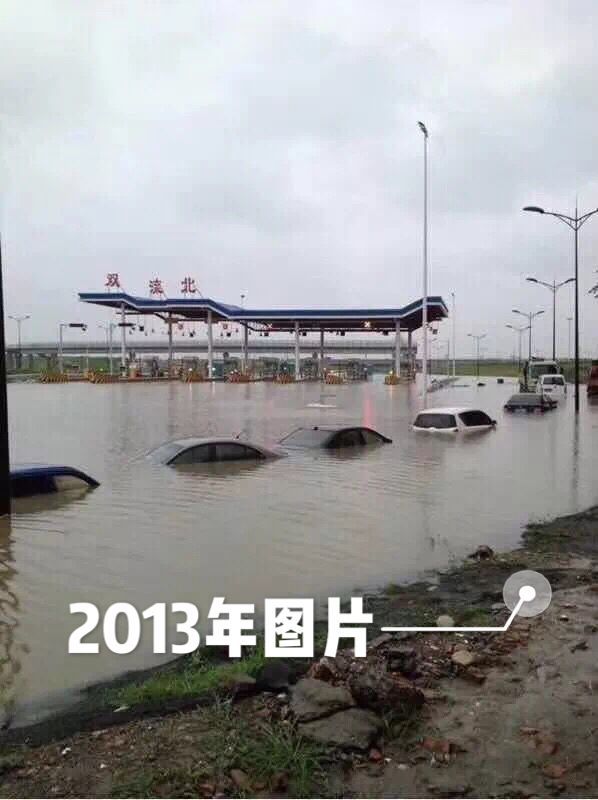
{"left": 530, "top": 363, "right": 557, "bottom": 378}
{"left": 279, "top": 428, "right": 332, "bottom": 447}
{"left": 541, "top": 376, "right": 564, "bottom": 386}
{"left": 148, "top": 442, "right": 184, "bottom": 463}
{"left": 414, "top": 413, "right": 457, "bottom": 429}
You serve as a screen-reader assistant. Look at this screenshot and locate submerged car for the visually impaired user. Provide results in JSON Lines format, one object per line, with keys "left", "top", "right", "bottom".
{"left": 536, "top": 374, "right": 567, "bottom": 400}
{"left": 10, "top": 464, "right": 99, "bottom": 498}
{"left": 412, "top": 407, "right": 496, "bottom": 433}
{"left": 504, "top": 393, "right": 557, "bottom": 413}
{"left": 279, "top": 425, "right": 392, "bottom": 449}
{"left": 148, "top": 437, "right": 282, "bottom": 466}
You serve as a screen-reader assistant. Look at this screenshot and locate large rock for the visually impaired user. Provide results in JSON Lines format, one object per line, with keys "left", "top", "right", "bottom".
{"left": 290, "top": 678, "right": 355, "bottom": 722}
{"left": 298, "top": 708, "right": 382, "bottom": 750}
{"left": 254, "top": 661, "right": 292, "bottom": 692}
{"left": 387, "top": 646, "right": 417, "bottom": 676}
{"left": 348, "top": 667, "right": 424, "bottom": 712}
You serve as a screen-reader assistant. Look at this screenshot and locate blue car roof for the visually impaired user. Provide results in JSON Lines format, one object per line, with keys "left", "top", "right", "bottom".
{"left": 11, "top": 464, "right": 99, "bottom": 486}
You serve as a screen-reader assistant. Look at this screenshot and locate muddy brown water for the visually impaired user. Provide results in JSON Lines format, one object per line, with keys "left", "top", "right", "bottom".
{"left": 1, "top": 376, "right": 597, "bottom": 724}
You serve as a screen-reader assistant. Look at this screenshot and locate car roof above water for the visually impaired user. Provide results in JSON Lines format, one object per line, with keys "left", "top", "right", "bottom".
{"left": 415, "top": 407, "right": 481, "bottom": 415}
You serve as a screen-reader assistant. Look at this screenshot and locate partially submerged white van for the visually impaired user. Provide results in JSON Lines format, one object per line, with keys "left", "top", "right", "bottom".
{"left": 536, "top": 373, "right": 567, "bottom": 400}
{"left": 412, "top": 407, "right": 496, "bottom": 434}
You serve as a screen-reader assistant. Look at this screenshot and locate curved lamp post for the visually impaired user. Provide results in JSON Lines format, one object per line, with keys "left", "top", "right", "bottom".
{"left": 525, "top": 277, "right": 574, "bottom": 361}
{"left": 505, "top": 323, "right": 530, "bottom": 369}
{"left": 512, "top": 309, "right": 544, "bottom": 362}
{"left": 523, "top": 204, "right": 598, "bottom": 413}
{"left": 8, "top": 314, "right": 30, "bottom": 370}
{"left": 468, "top": 332, "right": 486, "bottom": 379}
{"left": 418, "top": 120, "right": 429, "bottom": 405}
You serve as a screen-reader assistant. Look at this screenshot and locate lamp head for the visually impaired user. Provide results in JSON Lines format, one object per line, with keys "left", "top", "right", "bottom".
{"left": 523, "top": 206, "right": 545, "bottom": 214}
{"left": 526, "top": 277, "right": 538, "bottom": 283}
{"left": 417, "top": 121, "right": 428, "bottom": 137}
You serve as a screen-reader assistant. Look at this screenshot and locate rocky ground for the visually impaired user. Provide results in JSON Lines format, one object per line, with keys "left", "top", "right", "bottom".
{"left": 1, "top": 508, "right": 598, "bottom": 798}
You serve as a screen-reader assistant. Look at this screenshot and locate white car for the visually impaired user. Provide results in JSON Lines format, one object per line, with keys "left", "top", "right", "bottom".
{"left": 412, "top": 407, "right": 497, "bottom": 433}
{"left": 536, "top": 373, "right": 567, "bottom": 400}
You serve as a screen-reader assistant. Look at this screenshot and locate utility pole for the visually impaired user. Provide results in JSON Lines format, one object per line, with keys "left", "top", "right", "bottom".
{"left": 8, "top": 315, "right": 30, "bottom": 370}
{"left": 451, "top": 291, "right": 456, "bottom": 376}
{"left": 567, "top": 316, "right": 572, "bottom": 361}
{"left": 417, "top": 121, "right": 429, "bottom": 406}
{"left": 526, "top": 277, "right": 574, "bottom": 361}
{"left": 0, "top": 238, "right": 10, "bottom": 516}
{"left": 468, "top": 332, "right": 486, "bottom": 380}
{"left": 524, "top": 202, "right": 598, "bottom": 413}
{"left": 506, "top": 323, "right": 530, "bottom": 370}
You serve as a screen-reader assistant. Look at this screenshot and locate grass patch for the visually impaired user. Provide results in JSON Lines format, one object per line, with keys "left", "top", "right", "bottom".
{"left": 105, "top": 648, "right": 267, "bottom": 708}
{"left": 109, "top": 700, "right": 325, "bottom": 798}
{"left": 235, "top": 722, "right": 325, "bottom": 797}
{"left": 456, "top": 607, "right": 494, "bottom": 626}
{"left": 381, "top": 706, "right": 422, "bottom": 745}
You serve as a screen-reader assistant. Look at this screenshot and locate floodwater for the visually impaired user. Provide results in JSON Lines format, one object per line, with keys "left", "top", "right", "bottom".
{"left": 2, "top": 377, "right": 598, "bottom": 724}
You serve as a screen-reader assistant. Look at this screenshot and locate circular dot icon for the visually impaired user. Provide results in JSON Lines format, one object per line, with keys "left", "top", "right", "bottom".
{"left": 503, "top": 570, "right": 552, "bottom": 618}
{"left": 519, "top": 585, "right": 536, "bottom": 603}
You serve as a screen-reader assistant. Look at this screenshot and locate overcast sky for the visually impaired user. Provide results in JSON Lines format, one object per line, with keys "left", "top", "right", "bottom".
{"left": 2, "top": 0, "right": 598, "bottom": 358}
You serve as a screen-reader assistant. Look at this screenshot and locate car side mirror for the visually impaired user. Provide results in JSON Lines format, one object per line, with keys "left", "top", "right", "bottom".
{"left": 491, "top": 420, "right": 497, "bottom": 426}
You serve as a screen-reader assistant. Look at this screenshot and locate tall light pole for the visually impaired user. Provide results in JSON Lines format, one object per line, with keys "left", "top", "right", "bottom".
{"left": 417, "top": 120, "right": 429, "bottom": 406}
{"left": 512, "top": 309, "right": 544, "bottom": 363}
{"left": 567, "top": 316, "right": 573, "bottom": 360}
{"left": 58, "top": 322, "right": 87, "bottom": 373}
{"left": 505, "top": 323, "right": 530, "bottom": 370}
{"left": 0, "top": 237, "right": 10, "bottom": 516}
{"left": 8, "top": 315, "right": 30, "bottom": 370}
{"left": 98, "top": 322, "right": 116, "bottom": 375}
{"left": 451, "top": 291, "right": 456, "bottom": 376}
{"left": 525, "top": 277, "right": 574, "bottom": 361}
{"left": 523, "top": 203, "right": 598, "bottom": 413}
{"left": 468, "top": 332, "right": 486, "bottom": 379}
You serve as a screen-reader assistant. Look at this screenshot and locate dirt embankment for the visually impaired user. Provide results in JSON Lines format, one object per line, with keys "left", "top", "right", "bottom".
{"left": 1, "top": 508, "right": 598, "bottom": 798}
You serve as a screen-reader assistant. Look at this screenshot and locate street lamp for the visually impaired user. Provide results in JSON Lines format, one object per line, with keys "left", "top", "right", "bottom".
{"left": 8, "top": 314, "right": 30, "bottom": 370}
{"left": 451, "top": 292, "right": 456, "bottom": 377}
{"left": 468, "top": 332, "right": 486, "bottom": 379}
{"left": 417, "top": 120, "right": 429, "bottom": 406}
{"left": 512, "top": 309, "right": 544, "bottom": 363}
{"left": 566, "top": 316, "right": 573, "bottom": 361}
{"left": 525, "top": 277, "right": 574, "bottom": 361}
{"left": 58, "top": 322, "right": 87, "bottom": 373}
{"left": 98, "top": 322, "right": 117, "bottom": 375}
{"left": 0, "top": 237, "right": 10, "bottom": 516}
{"left": 505, "top": 323, "right": 530, "bottom": 370}
{"left": 523, "top": 203, "right": 598, "bottom": 413}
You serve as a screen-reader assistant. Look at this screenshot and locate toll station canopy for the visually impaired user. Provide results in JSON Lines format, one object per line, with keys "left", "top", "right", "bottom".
{"left": 79, "top": 292, "right": 448, "bottom": 332}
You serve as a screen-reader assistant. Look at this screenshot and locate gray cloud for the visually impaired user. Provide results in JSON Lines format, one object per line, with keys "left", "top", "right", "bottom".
{"left": 2, "top": 0, "right": 598, "bottom": 358}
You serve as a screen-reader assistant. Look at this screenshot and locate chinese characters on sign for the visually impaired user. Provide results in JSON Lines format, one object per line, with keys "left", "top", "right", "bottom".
{"left": 105, "top": 273, "right": 121, "bottom": 290}
{"left": 149, "top": 278, "right": 165, "bottom": 296}
{"left": 181, "top": 276, "right": 197, "bottom": 295}
{"left": 69, "top": 597, "right": 373, "bottom": 656}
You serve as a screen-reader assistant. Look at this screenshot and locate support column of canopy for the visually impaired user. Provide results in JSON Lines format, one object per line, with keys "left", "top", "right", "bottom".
{"left": 243, "top": 324, "right": 249, "bottom": 373}
{"left": 395, "top": 320, "right": 401, "bottom": 377}
{"left": 294, "top": 321, "right": 300, "bottom": 380}
{"left": 120, "top": 303, "right": 127, "bottom": 369}
{"left": 207, "top": 309, "right": 213, "bottom": 379}
{"left": 408, "top": 330, "right": 414, "bottom": 379}
{"left": 167, "top": 314, "right": 173, "bottom": 375}
{"left": 320, "top": 328, "right": 325, "bottom": 379}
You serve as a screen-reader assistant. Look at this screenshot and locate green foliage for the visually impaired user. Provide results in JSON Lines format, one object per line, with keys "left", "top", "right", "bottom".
{"left": 106, "top": 649, "right": 266, "bottom": 707}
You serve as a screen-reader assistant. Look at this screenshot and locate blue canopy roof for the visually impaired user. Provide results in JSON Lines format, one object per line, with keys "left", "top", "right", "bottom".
{"left": 79, "top": 292, "right": 448, "bottom": 332}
